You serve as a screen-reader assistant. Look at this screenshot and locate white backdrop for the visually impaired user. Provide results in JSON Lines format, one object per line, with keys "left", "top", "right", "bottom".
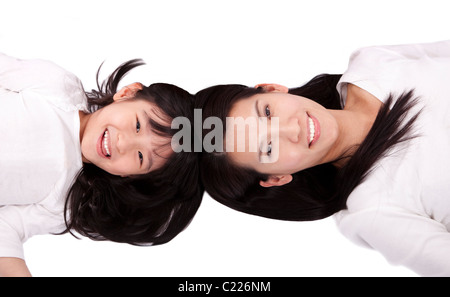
{"left": 1, "top": 0, "right": 448, "bottom": 277}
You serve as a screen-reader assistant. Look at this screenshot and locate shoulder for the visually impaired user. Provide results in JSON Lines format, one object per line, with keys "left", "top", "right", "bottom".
{"left": 337, "top": 43, "right": 432, "bottom": 107}
{"left": 335, "top": 170, "right": 415, "bottom": 243}
{"left": 348, "top": 40, "right": 450, "bottom": 67}
{"left": 335, "top": 194, "right": 450, "bottom": 276}
{"left": 0, "top": 53, "right": 74, "bottom": 85}
{"left": 27, "top": 59, "right": 87, "bottom": 109}
{"left": 0, "top": 53, "right": 87, "bottom": 111}
{"left": 346, "top": 45, "right": 396, "bottom": 70}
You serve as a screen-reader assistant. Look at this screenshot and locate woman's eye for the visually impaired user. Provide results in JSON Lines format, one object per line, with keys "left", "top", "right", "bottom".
{"left": 136, "top": 118, "right": 141, "bottom": 133}
{"left": 138, "top": 151, "right": 143, "bottom": 165}
{"left": 265, "top": 105, "right": 271, "bottom": 117}
{"left": 267, "top": 142, "right": 272, "bottom": 156}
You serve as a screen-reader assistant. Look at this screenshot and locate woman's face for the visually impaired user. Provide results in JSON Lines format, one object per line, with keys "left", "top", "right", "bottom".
{"left": 80, "top": 85, "right": 172, "bottom": 177}
{"left": 225, "top": 84, "right": 340, "bottom": 186}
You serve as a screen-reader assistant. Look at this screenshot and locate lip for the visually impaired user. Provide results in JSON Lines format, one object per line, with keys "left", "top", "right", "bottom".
{"left": 97, "top": 128, "right": 111, "bottom": 159}
{"left": 307, "top": 113, "right": 321, "bottom": 147}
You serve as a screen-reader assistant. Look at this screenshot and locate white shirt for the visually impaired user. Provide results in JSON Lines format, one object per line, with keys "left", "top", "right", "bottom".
{"left": 0, "top": 53, "right": 88, "bottom": 259}
{"left": 334, "top": 40, "right": 450, "bottom": 276}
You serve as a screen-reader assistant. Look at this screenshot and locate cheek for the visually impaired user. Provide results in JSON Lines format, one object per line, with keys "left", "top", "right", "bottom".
{"left": 229, "top": 151, "right": 254, "bottom": 169}
{"left": 104, "top": 158, "right": 131, "bottom": 176}
{"left": 275, "top": 145, "right": 306, "bottom": 171}
{"left": 98, "top": 104, "right": 128, "bottom": 123}
{"left": 321, "top": 117, "right": 340, "bottom": 146}
{"left": 283, "top": 145, "right": 300, "bottom": 160}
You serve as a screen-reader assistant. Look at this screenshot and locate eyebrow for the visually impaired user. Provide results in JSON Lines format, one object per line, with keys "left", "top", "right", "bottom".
{"left": 143, "top": 110, "right": 153, "bottom": 172}
{"left": 255, "top": 99, "right": 263, "bottom": 163}
{"left": 255, "top": 99, "right": 261, "bottom": 118}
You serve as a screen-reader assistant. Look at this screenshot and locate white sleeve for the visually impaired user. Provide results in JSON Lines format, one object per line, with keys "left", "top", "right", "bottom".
{"left": 336, "top": 206, "right": 450, "bottom": 277}
{"left": 0, "top": 52, "right": 87, "bottom": 111}
{"left": 0, "top": 204, "right": 65, "bottom": 259}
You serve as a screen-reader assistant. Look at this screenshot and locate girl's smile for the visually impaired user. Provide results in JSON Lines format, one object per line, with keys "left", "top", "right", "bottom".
{"left": 79, "top": 83, "right": 173, "bottom": 177}
{"left": 98, "top": 128, "right": 111, "bottom": 159}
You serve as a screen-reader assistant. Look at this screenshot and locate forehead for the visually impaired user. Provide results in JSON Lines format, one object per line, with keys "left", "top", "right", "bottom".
{"left": 229, "top": 92, "right": 297, "bottom": 116}
{"left": 229, "top": 94, "right": 257, "bottom": 117}
{"left": 225, "top": 96, "right": 262, "bottom": 168}
{"left": 119, "top": 98, "right": 169, "bottom": 120}
{"left": 119, "top": 97, "right": 155, "bottom": 109}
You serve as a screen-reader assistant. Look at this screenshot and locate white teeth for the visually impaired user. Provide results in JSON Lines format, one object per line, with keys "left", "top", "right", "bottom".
{"left": 308, "top": 117, "right": 315, "bottom": 145}
{"left": 103, "top": 130, "right": 110, "bottom": 157}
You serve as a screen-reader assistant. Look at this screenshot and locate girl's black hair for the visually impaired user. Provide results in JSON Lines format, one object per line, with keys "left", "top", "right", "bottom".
{"left": 61, "top": 59, "right": 203, "bottom": 245}
{"left": 195, "top": 74, "right": 420, "bottom": 221}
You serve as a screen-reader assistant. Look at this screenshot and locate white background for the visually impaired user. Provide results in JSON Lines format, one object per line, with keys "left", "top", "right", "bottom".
{"left": 1, "top": 0, "right": 448, "bottom": 277}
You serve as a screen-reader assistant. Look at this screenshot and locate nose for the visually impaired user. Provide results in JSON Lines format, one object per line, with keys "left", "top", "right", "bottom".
{"left": 278, "top": 117, "right": 300, "bottom": 143}
{"left": 116, "top": 131, "right": 140, "bottom": 155}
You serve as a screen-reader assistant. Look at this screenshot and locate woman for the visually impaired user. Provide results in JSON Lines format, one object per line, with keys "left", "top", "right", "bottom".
{"left": 195, "top": 40, "right": 450, "bottom": 276}
{"left": 0, "top": 54, "right": 202, "bottom": 276}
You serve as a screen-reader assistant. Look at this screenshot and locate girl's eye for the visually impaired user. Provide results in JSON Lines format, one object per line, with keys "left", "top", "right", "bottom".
{"left": 136, "top": 118, "right": 141, "bottom": 133}
{"left": 267, "top": 142, "right": 272, "bottom": 156}
{"left": 138, "top": 151, "right": 143, "bottom": 165}
{"left": 265, "top": 105, "right": 271, "bottom": 118}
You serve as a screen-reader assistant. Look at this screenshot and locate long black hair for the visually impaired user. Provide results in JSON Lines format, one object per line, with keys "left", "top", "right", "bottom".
{"left": 195, "top": 74, "right": 420, "bottom": 221}
{"left": 61, "top": 59, "right": 203, "bottom": 245}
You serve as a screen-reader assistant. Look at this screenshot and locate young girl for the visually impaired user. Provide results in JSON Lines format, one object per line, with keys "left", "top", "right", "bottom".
{"left": 195, "top": 40, "right": 450, "bottom": 276}
{"left": 0, "top": 53, "right": 202, "bottom": 276}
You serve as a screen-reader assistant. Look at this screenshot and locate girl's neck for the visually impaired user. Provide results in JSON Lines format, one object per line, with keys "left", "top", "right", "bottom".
{"left": 78, "top": 111, "right": 88, "bottom": 141}
{"left": 78, "top": 111, "right": 91, "bottom": 163}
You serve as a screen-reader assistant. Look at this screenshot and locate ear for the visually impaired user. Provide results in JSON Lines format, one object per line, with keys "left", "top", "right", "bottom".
{"left": 259, "top": 174, "right": 293, "bottom": 188}
{"left": 255, "top": 83, "right": 289, "bottom": 93}
{"left": 113, "top": 82, "right": 144, "bottom": 101}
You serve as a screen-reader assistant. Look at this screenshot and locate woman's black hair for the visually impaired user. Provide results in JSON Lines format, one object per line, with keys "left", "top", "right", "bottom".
{"left": 195, "top": 74, "right": 420, "bottom": 221}
{"left": 61, "top": 59, "right": 203, "bottom": 245}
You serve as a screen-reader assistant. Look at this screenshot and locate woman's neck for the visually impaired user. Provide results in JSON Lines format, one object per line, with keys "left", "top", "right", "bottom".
{"left": 329, "top": 84, "right": 382, "bottom": 168}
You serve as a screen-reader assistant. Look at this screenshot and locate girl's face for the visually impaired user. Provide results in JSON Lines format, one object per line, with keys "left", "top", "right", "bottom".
{"left": 80, "top": 84, "right": 172, "bottom": 176}
{"left": 225, "top": 84, "right": 340, "bottom": 187}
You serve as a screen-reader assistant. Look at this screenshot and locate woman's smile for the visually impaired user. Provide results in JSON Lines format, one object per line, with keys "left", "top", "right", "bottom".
{"left": 225, "top": 87, "right": 341, "bottom": 177}
{"left": 307, "top": 112, "right": 320, "bottom": 147}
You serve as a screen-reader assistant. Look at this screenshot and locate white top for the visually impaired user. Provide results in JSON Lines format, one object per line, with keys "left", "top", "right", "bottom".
{"left": 0, "top": 53, "right": 88, "bottom": 259}
{"left": 334, "top": 40, "right": 450, "bottom": 276}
